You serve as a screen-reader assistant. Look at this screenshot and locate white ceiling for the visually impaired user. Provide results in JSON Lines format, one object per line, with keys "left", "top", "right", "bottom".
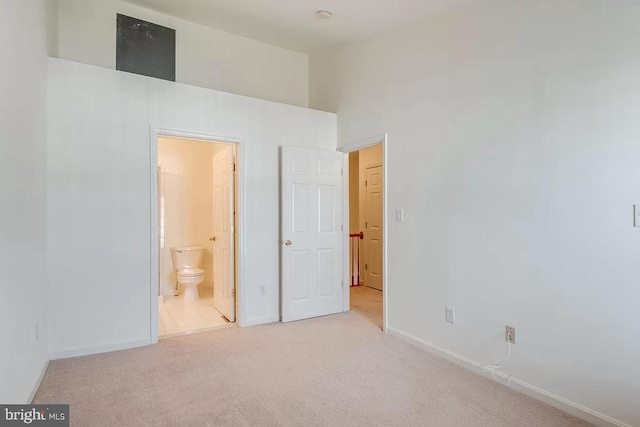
{"left": 123, "top": 0, "right": 475, "bottom": 53}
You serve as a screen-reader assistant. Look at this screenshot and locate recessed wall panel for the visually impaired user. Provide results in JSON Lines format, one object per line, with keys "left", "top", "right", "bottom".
{"left": 292, "top": 184, "right": 310, "bottom": 233}
{"left": 318, "top": 185, "right": 335, "bottom": 233}
{"left": 370, "top": 240, "right": 382, "bottom": 278}
{"left": 292, "top": 250, "right": 311, "bottom": 300}
{"left": 318, "top": 248, "right": 334, "bottom": 297}
{"left": 318, "top": 159, "right": 334, "bottom": 175}
{"left": 292, "top": 157, "right": 310, "bottom": 175}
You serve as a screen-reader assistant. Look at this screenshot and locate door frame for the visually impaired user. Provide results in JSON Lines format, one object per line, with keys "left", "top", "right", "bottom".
{"left": 149, "top": 127, "right": 245, "bottom": 343}
{"left": 338, "top": 133, "right": 388, "bottom": 332}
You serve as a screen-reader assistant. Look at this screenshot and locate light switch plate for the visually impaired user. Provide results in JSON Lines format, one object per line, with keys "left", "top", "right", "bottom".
{"left": 635, "top": 205, "right": 640, "bottom": 227}
{"left": 396, "top": 209, "right": 404, "bottom": 222}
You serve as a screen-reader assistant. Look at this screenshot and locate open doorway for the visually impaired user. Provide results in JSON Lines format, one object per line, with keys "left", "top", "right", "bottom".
{"left": 346, "top": 143, "right": 384, "bottom": 330}
{"left": 155, "top": 135, "right": 238, "bottom": 339}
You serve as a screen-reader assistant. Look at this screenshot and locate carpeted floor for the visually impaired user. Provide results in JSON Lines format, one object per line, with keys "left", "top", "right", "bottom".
{"left": 34, "top": 288, "right": 590, "bottom": 427}
{"left": 349, "top": 285, "right": 383, "bottom": 329}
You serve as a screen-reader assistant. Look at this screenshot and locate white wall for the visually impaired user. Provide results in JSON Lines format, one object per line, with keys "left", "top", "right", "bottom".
{"left": 46, "top": 0, "right": 59, "bottom": 57}
{"left": 47, "top": 58, "right": 336, "bottom": 356}
{"left": 310, "top": 0, "right": 640, "bottom": 425}
{"left": 0, "top": 0, "right": 49, "bottom": 403}
{"left": 57, "top": 0, "right": 309, "bottom": 107}
{"left": 158, "top": 137, "right": 223, "bottom": 295}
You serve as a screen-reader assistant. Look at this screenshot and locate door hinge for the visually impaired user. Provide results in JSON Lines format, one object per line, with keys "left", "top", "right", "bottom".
{"left": 365, "top": 264, "right": 368, "bottom": 270}
{"left": 341, "top": 281, "right": 344, "bottom": 288}
{"left": 341, "top": 225, "right": 343, "bottom": 232}
{"left": 341, "top": 169, "right": 343, "bottom": 176}
{"left": 365, "top": 180, "right": 368, "bottom": 186}
{"left": 232, "top": 288, "right": 235, "bottom": 297}
{"left": 232, "top": 163, "right": 236, "bottom": 172}
{"left": 365, "top": 221, "right": 368, "bottom": 228}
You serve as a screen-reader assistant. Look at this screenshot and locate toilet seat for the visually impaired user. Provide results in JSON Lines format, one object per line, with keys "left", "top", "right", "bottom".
{"left": 178, "top": 268, "right": 205, "bottom": 278}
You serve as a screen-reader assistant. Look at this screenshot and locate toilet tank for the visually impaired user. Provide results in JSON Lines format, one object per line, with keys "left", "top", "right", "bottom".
{"left": 170, "top": 246, "right": 204, "bottom": 270}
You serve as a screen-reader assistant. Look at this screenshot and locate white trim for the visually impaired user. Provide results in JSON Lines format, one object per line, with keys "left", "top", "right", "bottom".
{"left": 341, "top": 154, "right": 350, "bottom": 311}
{"left": 340, "top": 134, "right": 386, "bottom": 154}
{"left": 28, "top": 359, "right": 49, "bottom": 403}
{"left": 150, "top": 127, "right": 247, "bottom": 343}
{"left": 387, "top": 327, "right": 631, "bottom": 427}
{"left": 241, "top": 316, "right": 280, "bottom": 328}
{"left": 338, "top": 134, "right": 388, "bottom": 332}
{"left": 50, "top": 338, "right": 152, "bottom": 360}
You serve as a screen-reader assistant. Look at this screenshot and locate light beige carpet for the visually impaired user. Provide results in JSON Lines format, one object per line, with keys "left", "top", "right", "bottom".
{"left": 34, "top": 288, "right": 591, "bottom": 427}
{"left": 349, "top": 285, "right": 383, "bottom": 329}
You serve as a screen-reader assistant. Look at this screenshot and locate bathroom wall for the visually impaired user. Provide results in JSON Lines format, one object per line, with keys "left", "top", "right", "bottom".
{"left": 158, "top": 137, "right": 226, "bottom": 295}
{"left": 47, "top": 58, "right": 337, "bottom": 357}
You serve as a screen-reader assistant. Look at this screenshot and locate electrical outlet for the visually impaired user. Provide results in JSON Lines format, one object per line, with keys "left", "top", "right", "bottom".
{"left": 445, "top": 307, "right": 455, "bottom": 324}
{"left": 505, "top": 325, "right": 516, "bottom": 344}
{"left": 259, "top": 285, "right": 266, "bottom": 295}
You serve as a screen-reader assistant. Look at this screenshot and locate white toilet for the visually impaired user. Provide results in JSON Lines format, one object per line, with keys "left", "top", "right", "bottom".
{"left": 170, "top": 246, "right": 205, "bottom": 302}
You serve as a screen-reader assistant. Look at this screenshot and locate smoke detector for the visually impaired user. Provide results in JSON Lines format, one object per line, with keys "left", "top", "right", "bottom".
{"left": 314, "top": 10, "right": 333, "bottom": 20}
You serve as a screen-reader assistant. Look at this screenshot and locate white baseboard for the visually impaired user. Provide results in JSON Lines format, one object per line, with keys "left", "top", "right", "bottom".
{"left": 49, "top": 338, "right": 152, "bottom": 360}
{"left": 387, "top": 327, "right": 631, "bottom": 427}
{"left": 28, "top": 358, "right": 49, "bottom": 403}
{"left": 238, "top": 315, "right": 280, "bottom": 328}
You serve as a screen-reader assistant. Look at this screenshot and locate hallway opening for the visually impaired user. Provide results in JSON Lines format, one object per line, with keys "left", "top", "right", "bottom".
{"left": 345, "top": 142, "right": 385, "bottom": 330}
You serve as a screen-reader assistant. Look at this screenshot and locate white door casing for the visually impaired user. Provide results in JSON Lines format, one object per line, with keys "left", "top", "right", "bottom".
{"left": 281, "top": 146, "right": 344, "bottom": 322}
{"left": 213, "top": 146, "right": 235, "bottom": 322}
{"left": 365, "top": 165, "right": 383, "bottom": 291}
{"left": 157, "top": 167, "right": 162, "bottom": 296}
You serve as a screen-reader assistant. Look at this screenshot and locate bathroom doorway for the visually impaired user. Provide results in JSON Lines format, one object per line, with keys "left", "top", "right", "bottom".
{"left": 152, "top": 132, "right": 241, "bottom": 340}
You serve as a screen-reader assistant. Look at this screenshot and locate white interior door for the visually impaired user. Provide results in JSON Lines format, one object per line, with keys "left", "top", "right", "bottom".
{"left": 213, "top": 146, "right": 235, "bottom": 322}
{"left": 281, "top": 146, "right": 344, "bottom": 322}
{"left": 365, "top": 166, "right": 383, "bottom": 291}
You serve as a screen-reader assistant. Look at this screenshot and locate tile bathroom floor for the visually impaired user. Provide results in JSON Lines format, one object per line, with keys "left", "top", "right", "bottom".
{"left": 158, "top": 285, "right": 232, "bottom": 338}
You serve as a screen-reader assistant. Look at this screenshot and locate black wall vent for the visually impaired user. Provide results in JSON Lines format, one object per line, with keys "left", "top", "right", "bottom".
{"left": 116, "top": 14, "right": 176, "bottom": 82}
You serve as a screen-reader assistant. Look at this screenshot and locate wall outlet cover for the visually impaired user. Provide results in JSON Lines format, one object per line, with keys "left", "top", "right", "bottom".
{"left": 445, "top": 307, "right": 455, "bottom": 324}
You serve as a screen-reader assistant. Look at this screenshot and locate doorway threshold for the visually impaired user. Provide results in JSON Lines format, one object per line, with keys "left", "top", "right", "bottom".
{"left": 159, "top": 323, "right": 236, "bottom": 341}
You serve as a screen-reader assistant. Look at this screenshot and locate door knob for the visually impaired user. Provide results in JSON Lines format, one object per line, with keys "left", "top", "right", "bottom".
{"left": 209, "top": 236, "right": 216, "bottom": 241}
{"left": 284, "top": 240, "right": 292, "bottom": 246}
